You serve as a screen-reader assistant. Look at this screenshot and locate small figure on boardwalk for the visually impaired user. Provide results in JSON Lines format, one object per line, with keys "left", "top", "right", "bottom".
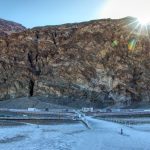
{"left": 120, "top": 128, "right": 123, "bottom": 135}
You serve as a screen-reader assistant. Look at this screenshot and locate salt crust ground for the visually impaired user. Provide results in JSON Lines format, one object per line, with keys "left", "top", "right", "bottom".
{"left": 0, "top": 117, "right": 149, "bottom": 150}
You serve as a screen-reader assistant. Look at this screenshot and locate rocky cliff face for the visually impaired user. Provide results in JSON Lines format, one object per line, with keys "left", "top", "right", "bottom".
{"left": 0, "top": 18, "right": 26, "bottom": 37}
{"left": 0, "top": 17, "right": 150, "bottom": 107}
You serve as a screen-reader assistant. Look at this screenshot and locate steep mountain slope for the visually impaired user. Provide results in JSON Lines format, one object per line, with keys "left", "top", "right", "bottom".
{"left": 0, "top": 17, "right": 150, "bottom": 107}
{"left": 0, "top": 18, "right": 26, "bottom": 36}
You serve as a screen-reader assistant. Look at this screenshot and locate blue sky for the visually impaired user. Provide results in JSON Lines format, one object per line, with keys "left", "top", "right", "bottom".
{"left": 0, "top": 0, "right": 106, "bottom": 28}
{"left": 1, "top": 0, "right": 149, "bottom": 28}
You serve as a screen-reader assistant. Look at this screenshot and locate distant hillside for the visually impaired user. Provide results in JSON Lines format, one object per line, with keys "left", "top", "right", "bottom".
{"left": 0, "top": 18, "right": 26, "bottom": 36}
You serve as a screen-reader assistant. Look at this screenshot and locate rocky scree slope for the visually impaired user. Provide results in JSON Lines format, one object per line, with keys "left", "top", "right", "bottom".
{"left": 0, "top": 18, "right": 26, "bottom": 37}
{"left": 0, "top": 17, "right": 150, "bottom": 107}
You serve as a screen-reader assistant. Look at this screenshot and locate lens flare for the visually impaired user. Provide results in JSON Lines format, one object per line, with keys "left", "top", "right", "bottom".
{"left": 128, "top": 39, "right": 137, "bottom": 51}
{"left": 111, "top": 40, "right": 119, "bottom": 47}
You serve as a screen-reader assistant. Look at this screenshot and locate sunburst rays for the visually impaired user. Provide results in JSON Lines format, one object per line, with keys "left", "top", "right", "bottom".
{"left": 123, "top": 18, "right": 150, "bottom": 39}
{"left": 121, "top": 18, "right": 150, "bottom": 51}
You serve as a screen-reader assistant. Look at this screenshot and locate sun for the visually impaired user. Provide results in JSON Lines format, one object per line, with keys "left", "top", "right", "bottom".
{"left": 137, "top": 17, "right": 150, "bottom": 25}
{"left": 100, "top": 0, "right": 150, "bottom": 36}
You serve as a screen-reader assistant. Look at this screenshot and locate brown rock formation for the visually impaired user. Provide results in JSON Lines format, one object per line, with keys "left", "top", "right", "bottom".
{"left": 0, "top": 17, "right": 150, "bottom": 107}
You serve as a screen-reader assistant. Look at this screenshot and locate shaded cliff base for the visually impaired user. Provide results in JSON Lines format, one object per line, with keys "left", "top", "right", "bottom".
{"left": 0, "top": 95, "right": 150, "bottom": 109}
{"left": 0, "top": 95, "right": 103, "bottom": 109}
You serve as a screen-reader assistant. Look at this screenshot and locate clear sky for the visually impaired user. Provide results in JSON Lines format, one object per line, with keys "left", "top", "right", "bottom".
{"left": 0, "top": 0, "right": 106, "bottom": 28}
{"left": 0, "top": 0, "right": 150, "bottom": 28}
